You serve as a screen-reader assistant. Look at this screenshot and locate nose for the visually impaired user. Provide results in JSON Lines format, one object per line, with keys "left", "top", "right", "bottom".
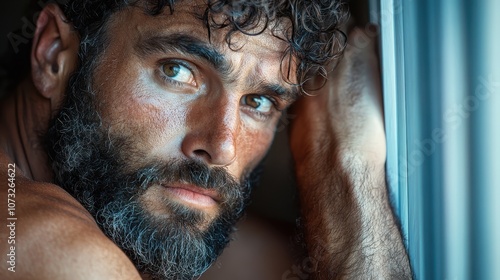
{"left": 181, "top": 96, "right": 239, "bottom": 167}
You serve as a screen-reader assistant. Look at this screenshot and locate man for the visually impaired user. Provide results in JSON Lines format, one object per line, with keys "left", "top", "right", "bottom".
{"left": 0, "top": 0, "right": 411, "bottom": 279}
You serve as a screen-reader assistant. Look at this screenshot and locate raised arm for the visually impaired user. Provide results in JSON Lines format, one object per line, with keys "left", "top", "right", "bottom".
{"left": 289, "top": 28, "right": 412, "bottom": 279}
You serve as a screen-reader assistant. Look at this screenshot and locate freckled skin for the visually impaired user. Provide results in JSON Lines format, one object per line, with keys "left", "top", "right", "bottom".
{"left": 94, "top": 5, "right": 288, "bottom": 180}
{"left": 83, "top": 4, "right": 296, "bottom": 231}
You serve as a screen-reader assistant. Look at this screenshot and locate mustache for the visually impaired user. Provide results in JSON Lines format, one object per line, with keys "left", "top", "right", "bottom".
{"left": 129, "top": 159, "right": 250, "bottom": 203}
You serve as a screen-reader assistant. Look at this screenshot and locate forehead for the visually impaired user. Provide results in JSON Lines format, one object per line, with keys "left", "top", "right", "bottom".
{"left": 103, "top": 1, "right": 297, "bottom": 89}
{"left": 130, "top": 1, "right": 287, "bottom": 51}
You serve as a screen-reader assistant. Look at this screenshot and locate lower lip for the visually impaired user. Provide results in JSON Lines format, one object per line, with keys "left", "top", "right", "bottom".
{"left": 164, "top": 187, "right": 217, "bottom": 207}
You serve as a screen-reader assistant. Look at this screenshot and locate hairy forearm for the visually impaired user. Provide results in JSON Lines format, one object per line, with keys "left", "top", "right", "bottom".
{"left": 295, "top": 151, "right": 412, "bottom": 279}
{"left": 289, "top": 26, "right": 412, "bottom": 279}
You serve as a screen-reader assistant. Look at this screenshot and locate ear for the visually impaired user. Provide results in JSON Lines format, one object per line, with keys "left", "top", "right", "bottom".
{"left": 31, "top": 3, "right": 79, "bottom": 108}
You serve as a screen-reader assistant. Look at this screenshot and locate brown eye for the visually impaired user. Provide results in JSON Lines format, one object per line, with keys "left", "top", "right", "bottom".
{"left": 242, "top": 94, "right": 273, "bottom": 113}
{"left": 161, "top": 62, "right": 195, "bottom": 85}
{"left": 163, "top": 63, "right": 180, "bottom": 77}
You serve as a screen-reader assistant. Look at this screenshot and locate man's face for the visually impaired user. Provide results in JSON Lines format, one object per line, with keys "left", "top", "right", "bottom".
{"left": 47, "top": 1, "right": 296, "bottom": 279}
{"left": 95, "top": 3, "right": 294, "bottom": 225}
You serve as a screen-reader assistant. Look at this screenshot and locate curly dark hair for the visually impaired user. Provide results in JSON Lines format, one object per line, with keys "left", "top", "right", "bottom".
{"left": 62, "top": 0, "right": 347, "bottom": 93}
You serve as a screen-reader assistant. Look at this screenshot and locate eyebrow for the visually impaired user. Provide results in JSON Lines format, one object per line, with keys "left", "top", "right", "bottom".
{"left": 258, "top": 83, "right": 299, "bottom": 104}
{"left": 134, "top": 33, "right": 232, "bottom": 76}
{"left": 135, "top": 33, "right": 299, "bottom": 103}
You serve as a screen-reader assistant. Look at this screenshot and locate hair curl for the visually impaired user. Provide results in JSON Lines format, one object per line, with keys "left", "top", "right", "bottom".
{"left": 63, "top": 0, "right": 347, "bottom": 93}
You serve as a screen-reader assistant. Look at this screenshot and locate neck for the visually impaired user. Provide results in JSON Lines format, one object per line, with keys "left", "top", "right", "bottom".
{"left": 0, "top": 78, "right": 54, "bottom": 182}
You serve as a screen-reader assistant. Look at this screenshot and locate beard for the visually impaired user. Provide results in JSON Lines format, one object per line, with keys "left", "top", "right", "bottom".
{"left": 44, "top": 53, "right": 256, "bottom": 280}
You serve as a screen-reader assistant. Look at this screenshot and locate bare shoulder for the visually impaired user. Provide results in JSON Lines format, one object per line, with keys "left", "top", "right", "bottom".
{"left": 0, "top": 156, "right": 140, "bottom": 279}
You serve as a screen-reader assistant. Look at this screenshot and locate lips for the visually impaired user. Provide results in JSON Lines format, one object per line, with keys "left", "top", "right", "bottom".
{"left": 162, "top": 183, "right": 221, "bottom": 208}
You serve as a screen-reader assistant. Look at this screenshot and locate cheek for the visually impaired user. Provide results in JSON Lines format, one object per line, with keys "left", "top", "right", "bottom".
{"left": 237, "top": 124, "right": 276, "bottom": 172}
{"left": 90, "top": 38, "right": 190, "bottom": 166}
{"left": 96, "top": 80, "right": 189, "bottom": 165}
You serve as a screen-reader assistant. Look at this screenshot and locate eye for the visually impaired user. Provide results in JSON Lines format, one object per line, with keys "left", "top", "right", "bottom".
{"left": 242, "top": 94, "right": 274, "bottom": 113}
{"left": 161, "top": 62, "right": 196, "bottom": 86}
